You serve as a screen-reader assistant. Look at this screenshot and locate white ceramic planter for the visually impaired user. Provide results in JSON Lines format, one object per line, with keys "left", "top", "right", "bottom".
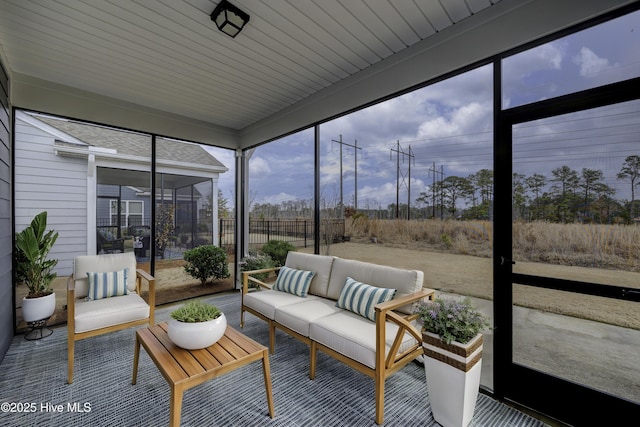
{"left": 422, "top": 332, "right": 483, "bottom": 427}
{"left": 167, "top": 312, "right": 227, "bottom": 350}
{"left": 22, "top": 292, "right": 56, "bottom": 323}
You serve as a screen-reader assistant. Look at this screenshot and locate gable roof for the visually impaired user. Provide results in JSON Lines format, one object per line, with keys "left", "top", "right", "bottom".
{"left": 37, "top": 115, "right": 227, "bottom": 171}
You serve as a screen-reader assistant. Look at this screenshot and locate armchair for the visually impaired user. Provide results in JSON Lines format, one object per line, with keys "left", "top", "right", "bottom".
{"left": 67, "top": 252, "right": 155, "bottom": 384}
{"left": 96, "top": 227, "right": 125, "bottom": 254}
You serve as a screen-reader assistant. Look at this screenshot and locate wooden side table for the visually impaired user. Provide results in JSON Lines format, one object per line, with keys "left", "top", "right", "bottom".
{"left": 132, "top": 322, "right": 274, "bottom": 427}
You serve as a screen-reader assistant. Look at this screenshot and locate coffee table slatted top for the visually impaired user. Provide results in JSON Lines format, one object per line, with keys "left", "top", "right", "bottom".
{"left": 137, "top": 323, "right": 268, "bottom": 385}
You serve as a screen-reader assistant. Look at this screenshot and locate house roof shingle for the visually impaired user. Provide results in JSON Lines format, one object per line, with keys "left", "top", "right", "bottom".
{"left": 40, "top": 115, "right": 226, "bottom": 170}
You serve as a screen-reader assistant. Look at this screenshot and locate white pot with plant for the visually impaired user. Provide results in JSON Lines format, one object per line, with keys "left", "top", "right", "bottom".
{"left": 415, "top": 296, "right": 490, "bottom": 427}
{"left": 168, "top": 300, "right": 227, "bottom": 350}
{"left": 15, "top": 211, "right": 59, "bottom": 324}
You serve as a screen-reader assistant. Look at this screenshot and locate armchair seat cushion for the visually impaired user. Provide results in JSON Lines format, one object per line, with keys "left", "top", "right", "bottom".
{"left": 73, "top": 293, "right": 150, "bottom": 333}
{"left": 309, "top": 311, "right": 417, "bottom": 369}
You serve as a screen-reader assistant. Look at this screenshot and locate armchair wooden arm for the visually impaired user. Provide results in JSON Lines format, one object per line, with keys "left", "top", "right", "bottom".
{"left": 135, "top": 268, "right": 156, "bottom": 324}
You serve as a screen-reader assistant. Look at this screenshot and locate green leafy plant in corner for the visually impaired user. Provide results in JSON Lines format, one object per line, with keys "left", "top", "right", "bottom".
{"left": 170, "top": 300, "right": 221, "bottom": 323}
{"left": 15, "top": 211, "right": 59, "bottom": 298}
{"left": 415, "top": 296, "right": 489, "bottom": 345}
{"left": 183, "top": 245, "right": 230, "bottom": 286}
{"left": 261, "top": 239, "right": 296, "bottom": 267}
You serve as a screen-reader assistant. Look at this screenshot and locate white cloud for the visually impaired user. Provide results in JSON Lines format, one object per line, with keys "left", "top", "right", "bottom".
{"left": 249, "top": 156, "right": 272, "bottom": 176}
{"left": 504, "top": 42, "right": 564, "bottom": 79}
{"left": 417, "top": 101, "right": 492, "bottom": 140}
{"left": 573, "top": 47, "right": 613, "bottom": 78}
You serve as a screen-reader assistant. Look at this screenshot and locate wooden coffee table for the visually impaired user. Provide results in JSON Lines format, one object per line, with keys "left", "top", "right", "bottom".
{"left": 132, "top": 322, "right": 274, "bottom": 427}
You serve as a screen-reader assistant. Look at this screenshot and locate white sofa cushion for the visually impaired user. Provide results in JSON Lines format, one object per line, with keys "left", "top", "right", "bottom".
{"left": 73, "top": 253, "right": 138, "bottom": 298}
{"left": 284, "top": 252, "right": 334, "bottom": 298}
{"left": 275, "top": 298, "right": 343, "bottom": 337}
{"left": 309, "top": 310, "right": 417, "bottom": 369}
{"left": 244, "top": 289, "right": 319, "bottom": 320}
{"left": 326, "top": 258, "right": 423, "bottom": 314}
{"left": 74, "top": 293, "right": 149, "bottom": 333}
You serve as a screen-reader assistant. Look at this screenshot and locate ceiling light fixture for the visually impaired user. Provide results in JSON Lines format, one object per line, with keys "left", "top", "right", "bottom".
{"left": 210, "top": 0, "right": 250, "bottom": 38}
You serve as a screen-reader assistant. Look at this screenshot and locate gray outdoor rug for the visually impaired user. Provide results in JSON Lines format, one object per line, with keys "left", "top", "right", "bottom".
{"left": 0, "top": 292, "right": 547, "bottom": 426}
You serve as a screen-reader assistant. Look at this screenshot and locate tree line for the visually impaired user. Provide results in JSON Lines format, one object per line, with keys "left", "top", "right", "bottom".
{"left": 415, "top": 155, "right": 640, "bottom": 224}
{"left": 240, "top": 156, "right": 640, "bottom": 225}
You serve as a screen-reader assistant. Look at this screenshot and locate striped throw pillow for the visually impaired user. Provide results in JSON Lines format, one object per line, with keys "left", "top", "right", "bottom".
{"left": 86, "top": 268, "right": 129, "bottom": 301}
{"left": 336, "top": 277, "right": 396, "bottom": 321}
{"left": 273, "top": 266, "right": 315, "bottom": 297}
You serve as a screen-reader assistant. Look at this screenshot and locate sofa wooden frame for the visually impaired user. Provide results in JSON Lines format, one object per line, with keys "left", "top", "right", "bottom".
{"left": 241, "top": 267, "right": 434, "bottom": 425}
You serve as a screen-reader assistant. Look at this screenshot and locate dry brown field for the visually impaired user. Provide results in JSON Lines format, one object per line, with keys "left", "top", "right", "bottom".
{"left": 338, "top": 218, "right": 640, "bottom": 330}
{"left": 348, "top": 218, "right": 640, "bottom": 272}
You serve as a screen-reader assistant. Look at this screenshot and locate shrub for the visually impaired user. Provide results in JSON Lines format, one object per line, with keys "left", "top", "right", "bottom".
{"left": 261, "top": 239, "right": 296, "bottom": 267}
{"left": 241, "top": 251, "right": 276, "bottom": 283}
{"left": 183, "top": 245, "right": 230, "bottom": 286}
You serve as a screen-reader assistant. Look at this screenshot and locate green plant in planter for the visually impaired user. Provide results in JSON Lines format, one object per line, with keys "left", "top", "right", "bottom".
{"left": 183, "top": 245, "right": 230, "bottom": 286}
{"left": 170, "top": 300, "right": 221, "bottom": 322}
{"left": 415, "top": 296, "right": 489, "bottom": 344}
{"left": 261, "top": 240, "right": 296, "bottom": 267}
{"left": 15, "top": 211, "right": 59, "bottom": 298}
{"left": 241, "top": 250, "right": 276, "bottom": 284}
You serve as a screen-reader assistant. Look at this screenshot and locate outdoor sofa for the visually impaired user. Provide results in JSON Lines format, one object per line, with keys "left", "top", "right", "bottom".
{"left": 241, "top": 251, "right": 434, "bottom": 425}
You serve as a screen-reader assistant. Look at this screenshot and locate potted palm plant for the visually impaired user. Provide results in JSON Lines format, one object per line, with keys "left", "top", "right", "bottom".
{"left": 415, "top": 296, "right": 490, "bottom": 427}
{"left": 15, "top": 211, "right": 59, "bottom": 323}
{"left": 167, "top": 300, "right": 227, "bottom": 350}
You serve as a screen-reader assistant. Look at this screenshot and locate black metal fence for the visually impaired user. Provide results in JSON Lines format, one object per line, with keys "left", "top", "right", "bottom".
{"left": 96, "top": 217, "right": 346, "bottom": 255}
{"left": 219, "top": 218, "right": 345, "bottom": 253}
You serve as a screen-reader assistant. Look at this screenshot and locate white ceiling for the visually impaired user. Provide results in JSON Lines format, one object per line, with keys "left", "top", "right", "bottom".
{"left": 0, "top": 0, "right": 635, "bottom": 147}
{"left": 0, "top": 0, "right": 502, "bottom": 131}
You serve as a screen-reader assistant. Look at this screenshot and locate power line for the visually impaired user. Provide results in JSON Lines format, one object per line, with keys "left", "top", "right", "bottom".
{"left": 390, "top": 141, "right": 414, "bottom": 219}
{"left": 332, "top": 135, "right": 362, "bottom": 213}
{"left": 428, "top": 162, "right": 445, "bottom": 219}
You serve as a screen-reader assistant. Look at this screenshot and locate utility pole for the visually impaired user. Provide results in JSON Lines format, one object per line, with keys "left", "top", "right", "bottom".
{"left": 428, "top": 162, "right": 445, "bottom": 219}
{"left": 332, "top": 135, "right": 362, "bottom": 213}
{"left": 440, "top": 165, "right": 445, "bottom": 219}
{"left": 390, "top": 141, "right": 415, "bottom": 219}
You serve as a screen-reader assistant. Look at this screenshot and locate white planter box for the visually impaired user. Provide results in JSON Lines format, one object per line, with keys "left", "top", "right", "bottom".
{"left": 422, "top": 332, "right": 483, "bottom": 427}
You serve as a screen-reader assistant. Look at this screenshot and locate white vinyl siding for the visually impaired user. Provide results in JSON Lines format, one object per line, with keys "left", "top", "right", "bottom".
{"left": 14, "top": 118, "right": 88, "bottom": 275}
{"left": 0, "top": 60, "right": 12, "bottom": 360}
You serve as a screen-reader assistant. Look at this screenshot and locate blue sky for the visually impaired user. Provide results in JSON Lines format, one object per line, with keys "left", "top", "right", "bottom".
{"left": 209, "top": 10, "right": 640, "bottom": 212}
